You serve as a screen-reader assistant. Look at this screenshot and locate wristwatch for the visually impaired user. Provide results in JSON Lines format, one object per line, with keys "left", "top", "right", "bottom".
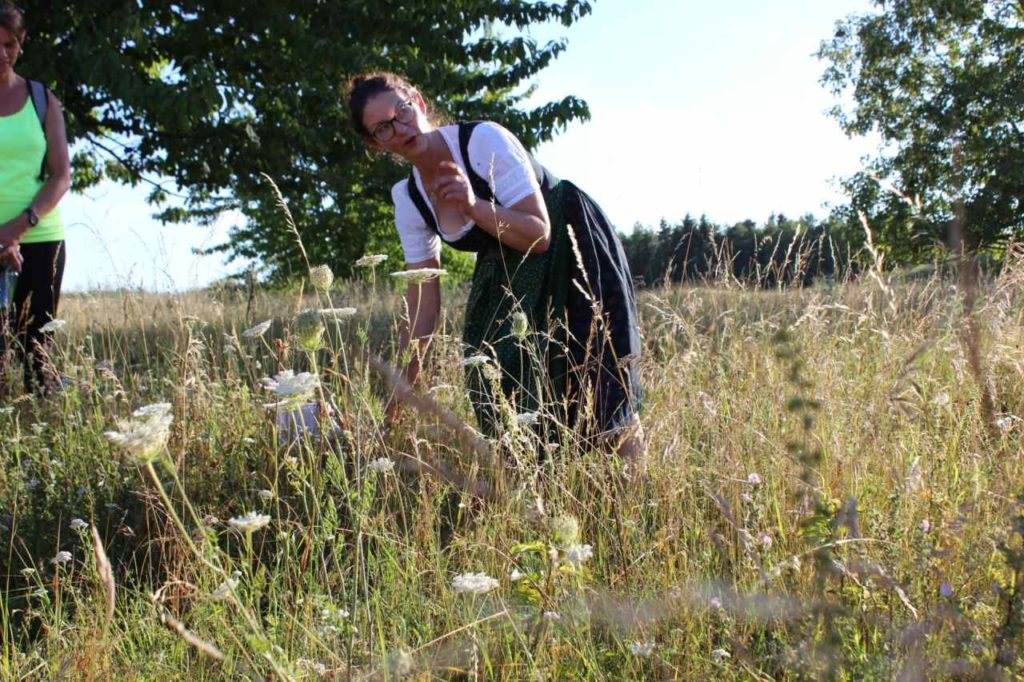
{"left": 24, "top": 208, "right": 39, "bottom": 227}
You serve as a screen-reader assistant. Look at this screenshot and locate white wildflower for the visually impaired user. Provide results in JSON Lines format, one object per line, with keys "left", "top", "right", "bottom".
{"left": 563, "top": 543, "right": 594, "bottom": 566}
{"left": 69, "top": 518, "right": 89, "bottom": 532}
{"left": 711, "top": 648, "right": 731, "bottom": 663}
{"left": 933, "top": 391, "right": 950, "bottom": 407}
{"left": 709, "top": 596, "right": 723, "bottom": 610}
{"left": 210, "top": 577, "right": 239, "bottom": 601}
{"left": 296, "top": 659, "right": 327, "bottom": 676}
{"left": 920, "top": 518, "right": 931, "bottom": 533}
{"left": 39, "top": 319, "right": 66, "bottom": 333}
{"left": 391, "top": 268, "right": 447, "bottom": 284}
{"left": 242, "top": 319, "right": 273, "bottom": 338}
{"left": 461, "top": 354, "right": 492, "bottom": 368}
{"left": 758, "top": 533, "right": 773, "bottom": 548}
{"left": 262, "top": 370, "right": 320, "bottom": 408}
{"left": 515, "top": 412, "right": 540, "bottom": 427}
{"left": 510, "top": 568, "right": 525, "bottom": 582}
{"left": 355, "top": 253, "right": 388, "bottom": 268}
{"left": 309, "top": 264, "right": 334, "bottom": 291}
{"left": 543, "top": 611, "right": 560, "bottom": 620}
{"left": 52, "top": 551, "right": 73, "bottom": 565}
{"left": 629, "top": 640, "right": 654, "bottom": 657}
{"left": 367, "top": 457, "right": 395, "bottom": 473}
{"left": 104, "top": 402, "right": 174, "bottom": 464}
{"left": 548, "top": 514, "right": 580, "bottom": 548}
{"left": 452, "top": 572, "right": 499, "bottom": 595}
{"left": 228, "top": 511, "right": 271, "bottom": 534}
{"left": 20, "top": 567, "right": 36, "bottom": 577}
{"left": 257, "top": 489, "right": 274, "bottom": 501}
{"left": 747, "top": 472, "right": 762, "bottom": 486}
{"left": 996, "top": 416, "right": 1013, "bottom": 432}
{"left": 318, "top": 307, "right": 357, "bottom": 322}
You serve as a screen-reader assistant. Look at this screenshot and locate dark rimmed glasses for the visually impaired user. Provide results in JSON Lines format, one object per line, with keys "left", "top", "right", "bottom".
{"left": 371, "top": 99, "right": 415, "bottom": 142}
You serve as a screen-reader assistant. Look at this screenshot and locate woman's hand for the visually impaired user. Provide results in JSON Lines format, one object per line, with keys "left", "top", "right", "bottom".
{"left": 0, "top": 245, "right": 23, "bottom": 273}
{"left": 432, "top": 161, "right": 480, "bottom": 221}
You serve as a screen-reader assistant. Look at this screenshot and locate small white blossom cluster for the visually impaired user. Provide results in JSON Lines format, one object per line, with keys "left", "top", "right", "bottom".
{"left": 39, "top": 319, "right": 67, "bottom": 333}
{"left": 391, "top": 268, "right": 447, "bottom": 284}
{"left": 308, "top": 264, "right": 334, "bottom": 291}
{"left": 629, "top": 640, "right": 655, "bottom": 657}
{"left": 355, "top": 254, "right": 388, "bottom": 268}
{"left": 563, "top": 543, "right": 594, "bottom": 566}
{"left": 318, "top": 307, "right": 357, "bottom": 320}
{"left": 262, "top": 370, "right": 320, "bottom": 408}
{"left": 367, "top": 457, "right": 395, "bottom": 473}
{"left": 242, "top": 319, "right": 273, "bottom": 338}
{"left": 228, "top": 511, "right": 271, "bottom": 534}
{"left": 104, "top": 402, "right": 174, "bottom": 464}
{"left": 452, "top": 572, "right": 499, "bottom": 595}
{"left": 210, "top": 577, "right": 239, "bottom": 601}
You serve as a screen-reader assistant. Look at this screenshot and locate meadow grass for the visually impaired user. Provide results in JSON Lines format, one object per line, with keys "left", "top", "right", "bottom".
{"left": 0, "top": 255, "right": 1022, "bottom": 680}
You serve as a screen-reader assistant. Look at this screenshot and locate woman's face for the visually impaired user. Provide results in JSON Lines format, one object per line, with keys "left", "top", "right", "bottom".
{"left": 361, "top": 89, "right": 431, "bottom": 159}
{"left": 0, "top": 27, "right": 23, "bottom": 77}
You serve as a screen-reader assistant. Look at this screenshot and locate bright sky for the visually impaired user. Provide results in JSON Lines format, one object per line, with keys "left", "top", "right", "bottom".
{"left": 60, "top": 0, "right": 878, "bottom": 291}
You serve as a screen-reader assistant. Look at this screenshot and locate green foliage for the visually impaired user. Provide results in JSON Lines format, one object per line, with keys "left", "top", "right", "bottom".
{"left": 819, "top": 0, "right": 1024, "bottom": 262}
{"left": 21, "top": 1, "right": 592, "bottom": 280}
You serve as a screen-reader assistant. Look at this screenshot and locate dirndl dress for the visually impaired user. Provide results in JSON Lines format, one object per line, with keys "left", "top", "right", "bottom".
{"left": 406, "top": 122, "right": 642, "bottom": 447}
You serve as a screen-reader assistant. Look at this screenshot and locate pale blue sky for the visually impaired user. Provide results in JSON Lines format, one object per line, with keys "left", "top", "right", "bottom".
{"left": 61, "top": 0, "right": 877, "bottom": 291}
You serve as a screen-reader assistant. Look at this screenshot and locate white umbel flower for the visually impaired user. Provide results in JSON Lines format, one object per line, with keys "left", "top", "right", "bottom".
{"left": 711, "top": 648, "right": 731, "bottom": 664}
{"left": 452, "top": 572, "right": 499, "bottom": 595}
{"left": 367, "top": 457, "right": 395, "bottom": 473}
{"left": 262, "top": 370, "right": 320, "bottom": 408}
{"left": 318, "top": 307, "right": 357, "bottom": 320}
{"left": 461, "top": 354, "right": 492, "bottom": 368}
{"left": 391, "top": 268, "right": 447, "bottom": 284}
{"left": 563, "top": 543, "right": 594, "bottom": 566}
{"left": 629, "top": 640, "right": 655, "bottom": 657}
{"left": 40, "top": 319, "right": 66, "bottom": 333}
{"left": 228, "top": 511, "right": 271, "bottom": 534}
{"left": 210, "top": 577, "right": 239, "bottom": 601}
{"left": 69, "top": 518, "right": 89, "bottom": 531}
{"left": 355, "top": 254, "right": 388, "bottom": 268}
{"left": 515, "top": 412, "right": 540, "bottom": 427}
{"left": 104, "top": 402, "right": 174, "bottom": 464}
{"left": 52, "top": 551, "right": 73, "bottom": 565}
{"left": 242, "top": 319, "right": 273, "bottom": 338}
{"left": 309, "top": 264, "right": 335, "bottom": 291}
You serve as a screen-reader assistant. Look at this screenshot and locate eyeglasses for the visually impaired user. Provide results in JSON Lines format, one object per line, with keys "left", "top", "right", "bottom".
{"left": 370, "top": 99, "right": 415, "bottom": 142}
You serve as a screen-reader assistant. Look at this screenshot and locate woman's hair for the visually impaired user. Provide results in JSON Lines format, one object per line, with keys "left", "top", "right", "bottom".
{"left": 345, "top": 71, "right": 445, "bottom": 139}
{"left": 0, "top": 2, "right": 26, "bottom": 44}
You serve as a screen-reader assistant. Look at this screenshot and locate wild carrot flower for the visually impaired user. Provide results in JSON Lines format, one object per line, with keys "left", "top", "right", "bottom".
{"left": 210, "top": 577, "right": 239, "bottom": 601}
{"left": 747, "top": 472, "right": 762, "bottom": 486}
{"left": 629, "top": 640, "right": 654, "bottom": 657}
{"left": 564, "top": 543, "right": 594, "bottom": 566}
{"left": 548, "top": 514, "right": 581, "bottom": 548}
{"left": 355, "top": 254, "right": 388, "bottom": 268}
{"left": 228, "top": 511, "right": 271, "bottom": 534}
{"left": 309, "top": 264, "right": 334, "bottom": 291}
{"left": 461, "top": 354, "right": 492, "bottom": 368}
{"left": 711, "top": 648, "right": 731, "bottom": 663}
{"left": 261, "top": 370, "right": 320, "bottom": 408}
{"left": 52, "top": 551, "right": 73, "bottom": 565}
{"left": 367, "top": 457, "right": 395, "bottom": 473}
{"left": 452, "top": 572, "right": 499, "bottom": 595}
{"left": 515, "top": 412, "right": 540, "bottom": 427}
{"left": 39, "top": 319, "right": 66, "bottom": 333}
{"left": 104, "top": 402, "right": 174, "bottom": 464}
{"left": 391, "top": 268, "right": 447, "bottom": 284}
{"left": 318, "top": 307, "right": 357, "bottom": 320}
{"left": 69, "top": 518, "right": 88, "bottom": 531}
{"left": 242, "top": 320, "right": 273, "bottom": 338}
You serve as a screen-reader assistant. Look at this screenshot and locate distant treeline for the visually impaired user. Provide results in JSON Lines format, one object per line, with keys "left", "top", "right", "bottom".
{"left": 619, "top": 213, "right": 862, "bottom": 288}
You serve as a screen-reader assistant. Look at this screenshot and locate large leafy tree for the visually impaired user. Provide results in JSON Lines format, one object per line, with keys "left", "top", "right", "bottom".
{"left": 20, "top": 1, "right": 591, "bottom": 279}
{"left": 819, "top": 0, "right": 1024, "bottom": 262}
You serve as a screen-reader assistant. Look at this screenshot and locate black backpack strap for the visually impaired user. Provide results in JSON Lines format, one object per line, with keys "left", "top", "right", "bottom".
{"left": 406, "top": 174, "right": 440, "bottom": 234}
{"left": 27, "top": 80, "right": 49, "bottom": 182}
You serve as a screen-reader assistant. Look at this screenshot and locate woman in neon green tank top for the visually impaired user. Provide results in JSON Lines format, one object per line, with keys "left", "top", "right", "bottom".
{"left": 0, "top": 2, "right": 71, "bottom": 395}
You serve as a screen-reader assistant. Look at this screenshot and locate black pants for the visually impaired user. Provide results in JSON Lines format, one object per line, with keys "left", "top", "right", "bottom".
{"left": 0, "top": 240, "right": 66, "bottom": 393}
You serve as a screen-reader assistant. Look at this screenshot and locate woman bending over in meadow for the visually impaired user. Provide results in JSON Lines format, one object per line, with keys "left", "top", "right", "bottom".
{"left": 347, "top": 72, "right": 644, "bottom": 459}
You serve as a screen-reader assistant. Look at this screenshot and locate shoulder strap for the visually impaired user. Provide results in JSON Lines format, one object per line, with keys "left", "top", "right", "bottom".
{"left": 27, "top": 80, "right": 49, "bottom": 182}
{"left": 406, "top": 175, "right": 440, "bottom": 234}
{"left": 458, "top": 122, "right": 497, "bottom": 204}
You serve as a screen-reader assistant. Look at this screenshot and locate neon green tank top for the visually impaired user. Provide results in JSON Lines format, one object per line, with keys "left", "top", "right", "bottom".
{"left": 0, "top": 96, "right": 64, "bottom": 243}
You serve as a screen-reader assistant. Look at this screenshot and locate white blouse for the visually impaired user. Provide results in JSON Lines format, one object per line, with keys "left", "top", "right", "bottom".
{"left": 390, "top": 122, "right": 541, "bottom": 264}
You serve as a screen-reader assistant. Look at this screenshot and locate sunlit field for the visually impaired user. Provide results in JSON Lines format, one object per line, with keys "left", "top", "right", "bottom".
{"left": 1, "top": 249, "right": 1022, "bottom": 680}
